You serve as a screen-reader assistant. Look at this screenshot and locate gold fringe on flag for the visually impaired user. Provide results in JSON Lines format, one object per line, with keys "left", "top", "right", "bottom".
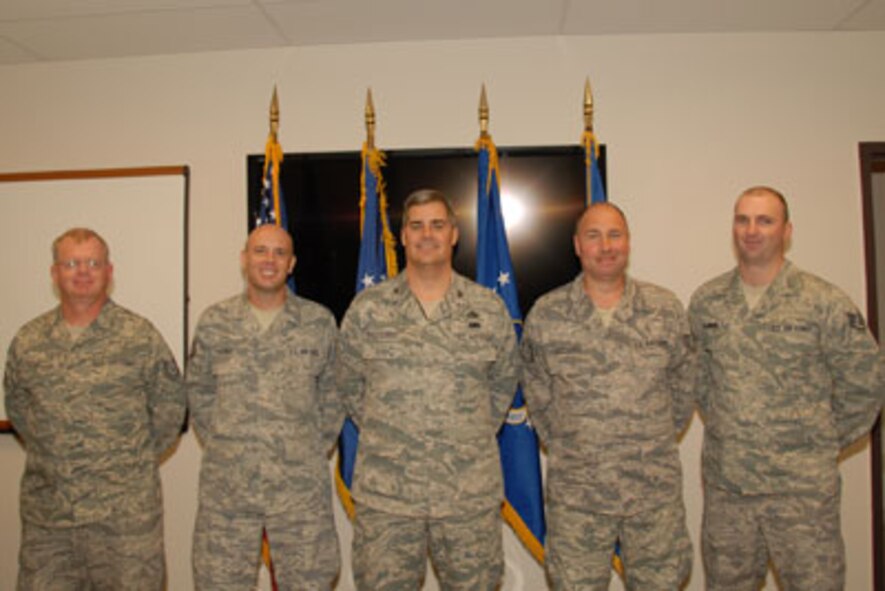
{"left": 359, "top": 144, "right": 399, "bottom": 277}
{"left": 263, "top": 134, "right": 284, "bottom": 227}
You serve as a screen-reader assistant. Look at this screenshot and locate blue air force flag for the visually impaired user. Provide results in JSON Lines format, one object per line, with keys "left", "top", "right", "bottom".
{"left": 476, "top": 135, "right": 546, "bottom": 562}
{"left": 336, "top": 144, "right": 398, "bottom": 518}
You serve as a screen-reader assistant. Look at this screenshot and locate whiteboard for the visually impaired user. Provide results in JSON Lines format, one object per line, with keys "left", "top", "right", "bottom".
{"left": 0, "top": 167, "right": 189, "bottom": 428}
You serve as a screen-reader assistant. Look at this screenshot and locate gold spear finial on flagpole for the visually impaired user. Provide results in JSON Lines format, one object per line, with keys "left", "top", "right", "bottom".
{"left": 365, "top": 88, "right": 376, "bottom": 150}
{"left": 270, "top": 86, "right": 280, "bottom": 140}
{"left": 583, "top": 77, "right": 594, "bottom": 133}
{"left": 479, "top": 83, "right": 490, "bottom": 138}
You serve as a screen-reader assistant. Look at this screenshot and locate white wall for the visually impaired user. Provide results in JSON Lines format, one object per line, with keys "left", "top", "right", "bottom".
{"left": 1, "top": 31, "right": 884, "bottom": 590}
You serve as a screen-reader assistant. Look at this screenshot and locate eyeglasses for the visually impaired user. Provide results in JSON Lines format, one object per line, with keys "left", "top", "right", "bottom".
{"left": 56, "top": 258, "right": 106, "bottom": 270}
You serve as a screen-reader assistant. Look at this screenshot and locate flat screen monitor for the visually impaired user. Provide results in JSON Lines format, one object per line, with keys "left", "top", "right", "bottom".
{"left": 246, "top": 145, "right": 605, "bottom": 323}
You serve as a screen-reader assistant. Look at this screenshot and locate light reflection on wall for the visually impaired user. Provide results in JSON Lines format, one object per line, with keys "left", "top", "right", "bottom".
{"left": 501, "top": 189, "right": 527, "bottom": 231}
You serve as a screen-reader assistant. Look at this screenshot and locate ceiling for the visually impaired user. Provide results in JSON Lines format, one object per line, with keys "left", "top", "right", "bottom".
{"left": 1, "top": 0, "right": 884, "bottom": 65}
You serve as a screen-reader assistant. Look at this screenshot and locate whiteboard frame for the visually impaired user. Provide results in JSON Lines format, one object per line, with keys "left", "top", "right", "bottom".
{"left": 0, "top": 166, "right": 189, "bottom": 432}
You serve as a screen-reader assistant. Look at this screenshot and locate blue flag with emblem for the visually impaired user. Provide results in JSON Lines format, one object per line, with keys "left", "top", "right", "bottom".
{"left": 256, "top": 132, "right": 296, "bottom": 294}
{"left": 476, "top": 134, "right": 546, "bottom": 563}
{"left": 582, "top": 129, "right": 607, "bottom": 205}
{"left": 336, "top": 142, "right": 398, "bottom": 518}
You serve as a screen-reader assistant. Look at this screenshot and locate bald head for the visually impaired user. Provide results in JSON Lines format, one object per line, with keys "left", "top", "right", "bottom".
{"left": 245, "top": 223, "right": 294, "bottom": 253}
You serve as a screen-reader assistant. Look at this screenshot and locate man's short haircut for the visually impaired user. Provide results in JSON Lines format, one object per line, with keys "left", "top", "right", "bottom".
{"left": 402, "top": 189, "right": 457, "bottom": 227}
{"left": 52, "top": 228, "right": 110, "bottom": 262}
{"left": 574, "top": 201, "right": 630, "bottom": 236}
{"left": 738, "top": 186, "right": 790, "bottom": 222}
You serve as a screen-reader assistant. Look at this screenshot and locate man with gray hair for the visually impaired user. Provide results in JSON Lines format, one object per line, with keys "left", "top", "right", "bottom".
{"left": 4, "top": 227, "right": 185, "bottom": 590}
{"left": 689, "top": 186, "right": 884, "bottom": 589}
{"left": 522, "top": 202, "right": 694, "bottom": 589}
{"left": 336, "top": 189, "right": 520, "bottom": 589}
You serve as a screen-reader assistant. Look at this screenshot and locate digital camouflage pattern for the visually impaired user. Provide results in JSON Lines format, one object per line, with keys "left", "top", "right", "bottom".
{"left": 17, "top": 512, "right": 165, "bottom": 590}
{"left": 522, "top": 276, "right": 696, "bottom": 515}
{"left": 4, "top": 300, "right": 184, "bottom": 526}
{"left": 522, "top": 275, "right": 694, "bottom": 589}
{"left": 4, "top": 300, "right": 184, "bottom": 589}
{"left": 187, "top": 292, "right": 341, "bottom": 590}
{"left": 702, "top": 485, "right": 844, "bottom": 591}
{"left": 336, "top": 272, "right": 519, "bottom": 519}
{"left": 353, "top": 504, "right": 503, "bottom": 591}
{"left": 690, "top": 261, "right": 884, "bottom": 590}
{"left": 546, "top": 496, "right": 691, "bottom": 590}
{"left": 689, "top": 261, "right": 884, "bottom": 496}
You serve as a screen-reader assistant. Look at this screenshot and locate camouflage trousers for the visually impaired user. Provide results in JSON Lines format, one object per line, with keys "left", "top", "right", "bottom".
{"left": 192, "top": 506, "right": 340, "bottom": 591}
{"left": 352, "top": 504, "right": 503, "bottom": 591}
{"left": 17, "top": 512, "right": 164, "bottom": 591}
{"left": 545, "top": 497, "right": 692, "bottom": 591}
{"left": 702, "top": 485, "right": 844, "bottom": 591}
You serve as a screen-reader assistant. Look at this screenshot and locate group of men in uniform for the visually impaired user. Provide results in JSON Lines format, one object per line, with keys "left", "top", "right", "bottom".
{"left": 4, "top": 185, "right": 883, "bottom": 590}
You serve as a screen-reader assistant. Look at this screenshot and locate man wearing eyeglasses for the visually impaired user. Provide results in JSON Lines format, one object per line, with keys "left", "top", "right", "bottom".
{"left": 336, "top": 189, "right": 520, "bottom": 590}
{"left": 4, "top": 227, "right": 185, "bottom": 590}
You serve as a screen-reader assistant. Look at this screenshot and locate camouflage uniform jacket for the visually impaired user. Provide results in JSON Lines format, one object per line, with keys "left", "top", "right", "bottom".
{"left": 522, "top": 275, "right": 695, "bottom": 516}
{"left": 689, "top": 261, "right": 884, "bottom": 496}
{"left": 4, "top": 300, "right": 184, "bottom": 528}
{"left": 188, "top": 292, "right": 341, "bottom": 514}
{"left": 336, "top": 272, "right": 519, "bottom": 518}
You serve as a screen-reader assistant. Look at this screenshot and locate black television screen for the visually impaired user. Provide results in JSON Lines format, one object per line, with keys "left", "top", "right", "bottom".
{"left": 246, "top": 145, "right": 605, "bottom": 323}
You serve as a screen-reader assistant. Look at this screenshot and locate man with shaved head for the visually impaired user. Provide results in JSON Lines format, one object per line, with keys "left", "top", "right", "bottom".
{"left": 689, "top": 186, "right": 884, "bottom": 590}
{"left": 5, "top": 227, "right": 185, "bottom": 590}
{"left": 522, "top": 202, "right": 695, "bottom": 590}
{"left": 188, "top": 223, "right": 342, "bottom": 589}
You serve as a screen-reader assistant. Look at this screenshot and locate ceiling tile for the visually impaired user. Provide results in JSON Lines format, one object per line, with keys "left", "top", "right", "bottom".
{"left": 263, "top": 0, "right": 566, "bottom": 45}
{"left": 0, "top": 34, "right": 40, "bottom": 64}
{"left": 0, "top": 5, "right": 286, "bottom": 61}
{"left": 0, "top": 0, "right": 882, "bottom": 65}
{"left": 837, "top": 0, "right": 885, "bottom": 29}
{"left": 561, "top": 0, "right": 871, "bottom": 34}
{"left": 0, "top": 0, "right": 251, "bottom": 22}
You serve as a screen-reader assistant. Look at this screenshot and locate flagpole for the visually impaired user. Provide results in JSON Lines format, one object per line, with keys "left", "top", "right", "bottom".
{"left": 266, "top": 86, "right": 283, "bottom": 229}
{"left": 337, "top": 86, "right": 399, "bottom": 519}
{"left": 583, "top": 78, "right": 594, "bottom": 203}
{"left": 474, "top": 82, "right": 547, "bottom": 563}
{"left": 365, "top": 88, "right": 375, "bottom": 150}
{"left": 359, "top": 88, "right": 375, "bottom": 240}
{"left": 581, "top": 81, "right": 621, "bottom": 574}
{"left": 270, "top": 86, "right": 279, "bottom": 141}
{"left": 260, "top": 86, "right": 282, "bottom": 591}
{"left": 477, "top": 84, "right": 496, "bottom": 197}
{"left": 479, "top": 83, "right": 490, "bottom": 139}
{"left": 583, "top": 77, "right": 593, "bottom": 135}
